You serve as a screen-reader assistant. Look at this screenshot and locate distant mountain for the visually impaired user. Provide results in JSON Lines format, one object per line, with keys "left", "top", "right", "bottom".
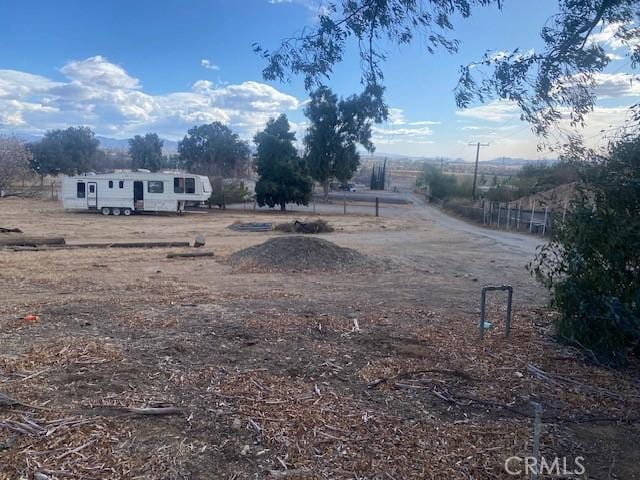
{"left": 96, "top": 136, "right": 179, "bottom": 153}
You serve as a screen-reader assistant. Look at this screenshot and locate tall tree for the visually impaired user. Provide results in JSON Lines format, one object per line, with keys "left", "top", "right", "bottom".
{"left": 254, "top": 114, "right": 312, "bottom": 211}
{"left": 128, "top": 133, "right": 163, "bottom": 172}
{"left": 256, "top": 0, "right": 640, "bottom": 138}
{"left": 29, "top": 126, "right": 100, "bottom": 176}
{"left": 178, "top": 122, "right": 250, "bottom": 177}
{"left": 0, "top": 137, "right": 31, "bottom": 195}
{"left": 304, "top": 86, "right": 375, "bottom": 199}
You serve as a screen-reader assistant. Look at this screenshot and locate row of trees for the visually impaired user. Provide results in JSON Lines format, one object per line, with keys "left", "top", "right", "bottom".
{"left": 10, "top": 85, "right": 375, "bottom": 210}
{"left": 252, "top": 86, "right": 377, "bottom": 210}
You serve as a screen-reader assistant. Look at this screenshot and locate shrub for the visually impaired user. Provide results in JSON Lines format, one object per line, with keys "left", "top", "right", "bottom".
{"left": 529, "top": 137, "right": 640, "bottom": 366}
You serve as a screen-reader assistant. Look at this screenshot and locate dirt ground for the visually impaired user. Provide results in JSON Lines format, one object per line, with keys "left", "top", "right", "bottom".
{"left": 1, "top": 198, "right": 639, "bottom": 479}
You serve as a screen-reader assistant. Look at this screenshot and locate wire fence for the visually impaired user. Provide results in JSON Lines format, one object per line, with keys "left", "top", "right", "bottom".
{"left": 443, "top": 199, "right": 559, "bottom": 236}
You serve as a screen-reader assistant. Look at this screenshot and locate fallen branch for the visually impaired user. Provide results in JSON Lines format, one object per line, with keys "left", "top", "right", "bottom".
{"left": 368, "top": 368, "right": 474, "bottom": 389}
{"left": 167, "top": 251, "right": 214, "bottom": 259}
{"left": 64, "top": 241, "right": 191, "bottom": 249}
{"left": 0, "top": 227, "right": 22, "bottom": 233}
{"left": 0, "top": 236, "right": 65, "bottom": 247}
{"left": 85, "top": 404, "right": 183, "bottom": 416}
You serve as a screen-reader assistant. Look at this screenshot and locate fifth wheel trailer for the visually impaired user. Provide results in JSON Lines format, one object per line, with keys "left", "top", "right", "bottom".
{"left": 61, "top": 172, "right": 212, "bottom": 215}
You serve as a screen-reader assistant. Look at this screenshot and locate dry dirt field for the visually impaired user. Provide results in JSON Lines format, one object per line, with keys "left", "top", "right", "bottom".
{"left": 1, "top": 198, "right": 639, "bottom": 479}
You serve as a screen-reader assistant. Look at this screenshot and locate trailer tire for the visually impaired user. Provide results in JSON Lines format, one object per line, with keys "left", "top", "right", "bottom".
{"left": 112, "top": 208, "right": 121, "bottom": 216}
{"left": 101, "top": 207, "right": 111, "bottom": 216}
{"left": 123, "top": 208, "right": 132, "bottom": 216}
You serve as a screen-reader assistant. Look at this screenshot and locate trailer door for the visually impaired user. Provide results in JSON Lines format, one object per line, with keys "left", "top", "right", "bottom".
{"left": 87, "top": 182, "right": 97, "bottom": 209}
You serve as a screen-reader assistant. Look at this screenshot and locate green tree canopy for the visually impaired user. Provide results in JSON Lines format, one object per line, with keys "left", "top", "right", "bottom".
{"left": 303, "top": 86, "right": 375, "bottom": 198}
{"left": 128, "top": 133, "right": 163, "bottom": 172}
{"left": 178, "top": 122, "right": 250, "bottom": 177}
{"left": 530, "top": 136, "right": 640, "bottom": 365}
{"left": 256, "top": 0, "right": 640, "bottom": 137}
{"left": 254, "top": 114, "right": 313, "bottom": 211}
{"left": 29, "top": 126, "right": 100, "bottom": 176}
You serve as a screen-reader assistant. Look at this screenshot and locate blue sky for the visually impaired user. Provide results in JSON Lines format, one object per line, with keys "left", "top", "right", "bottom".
{"left": 1, "top": 0, "right": 638, "bottom": 160}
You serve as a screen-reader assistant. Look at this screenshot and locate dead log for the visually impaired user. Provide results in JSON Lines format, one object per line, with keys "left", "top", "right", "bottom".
{"left": 65, "top": 241, "right": 190, "bottom": 249}
{"left": 0, "top": 227, "right": 22, "bottom": 233}
{"left": 167, "top": 251, "right": 214, "bottom": 259}
{"left": 0, "top": 236, "right": 65, "bottom": 247}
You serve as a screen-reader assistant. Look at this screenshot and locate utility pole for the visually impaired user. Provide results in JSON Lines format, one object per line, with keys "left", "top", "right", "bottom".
{"left": 469, "top": 142, "right": 489, "bottom": 200}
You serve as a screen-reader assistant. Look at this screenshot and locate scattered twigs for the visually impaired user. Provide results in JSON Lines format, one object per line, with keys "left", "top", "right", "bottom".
{"left": 367, "top": 368, "right": 474, "bottom": 389}
{"left": 0, "top": 392, "right": 49, "bottom": 410}
{"left": 527, "top": 363, "right": 630, "bottom": 401}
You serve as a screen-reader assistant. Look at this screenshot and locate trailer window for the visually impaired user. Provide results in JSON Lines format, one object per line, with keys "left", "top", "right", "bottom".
{"left": 77, "top": 182, "right": 86, "bottom": 198}
{"left": 148, "top": 181, "right": 164, "bottom": 193}
{"left": 119, "top": 181, "right": 124, "bottom": 188}
{"left": 174, "top": 177, "right": 185, "bottom": 193}
{"left": 108, "top": 180, "right": 113, "bottom": 188}
{"left": 185, "top": 177, "right": 196, "bottom": 194}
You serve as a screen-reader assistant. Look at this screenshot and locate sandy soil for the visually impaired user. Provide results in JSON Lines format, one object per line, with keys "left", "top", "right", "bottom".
{"left": 0, "top": 198, "right": 638, "bottom": 479}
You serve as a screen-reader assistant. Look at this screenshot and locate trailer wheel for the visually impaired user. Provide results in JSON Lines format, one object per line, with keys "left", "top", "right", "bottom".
{"left": 123, "top": 208, "right": 132, "bottom": 216}
{"left": 112, "top": 208, "right": 121, "bottom": 216}
{"left": 101, "top": 207, "right": 111, "bottom": 216}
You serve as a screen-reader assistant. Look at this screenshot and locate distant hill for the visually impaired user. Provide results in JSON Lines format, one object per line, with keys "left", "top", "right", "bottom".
{"left": 96, "top": 136, "right": 179, "bottom": 153}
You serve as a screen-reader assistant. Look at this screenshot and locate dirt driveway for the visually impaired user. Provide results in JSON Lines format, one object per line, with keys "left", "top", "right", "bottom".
{"left": 0, "top": 198, "right": 638, "bottom": 479}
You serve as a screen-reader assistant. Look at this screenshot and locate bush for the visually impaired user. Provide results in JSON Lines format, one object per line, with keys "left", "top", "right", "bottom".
{"left": 275, "top": 219, "right": 334, "bottom": 234}
{"left": 529, "top": 137, "right": 640, "bottom": 365}
{"left": 417, "top": 165, "right": 471, "bottom": 200}
{"left": 208, "top": 178, "right": 250, "bottom": 208}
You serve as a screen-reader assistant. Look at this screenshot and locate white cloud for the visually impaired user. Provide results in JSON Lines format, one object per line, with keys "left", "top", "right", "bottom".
{"left": 455, "top": 100, "right": 520, "bottom": 122}
{"left": 588, "top": 22, "right": 638, "bottom": 50}
{"left": 0, "top": 56, "right": 300, "bottom": 140}
{"left": 592, "top": 72, "right": 640, "bottom": 98}
{"left": 60, "top": 56, "right": 140, "bottom": 89}
{"left": 200, "top": 59, "right": 220, "bottom": 71}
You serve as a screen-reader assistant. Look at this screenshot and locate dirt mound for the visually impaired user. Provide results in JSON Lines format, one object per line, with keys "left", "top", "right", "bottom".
{"left": 228, "top": 236, "right": 369, "bottom": 272}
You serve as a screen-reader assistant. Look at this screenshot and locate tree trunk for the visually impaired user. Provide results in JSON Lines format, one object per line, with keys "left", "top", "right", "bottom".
{"left": 280, "top": 202, "right": 286, "bottom": 211}
{"left": 323, "top": 179, "right": 329, "bottom": 202}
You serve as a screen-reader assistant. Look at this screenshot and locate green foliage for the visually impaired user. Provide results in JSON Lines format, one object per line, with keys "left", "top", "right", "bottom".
{"left": 256, "top": 0, "right": 640, "bottom": 135}
{"left": 178, "top": 122, "right": 250, "bottom": 177}
{"left": 370, "top": 159, "right": 386, "bottom": 190}
{"left": 254, "top": 115, "right": 313, "bottom": 211}
{"left": 29, "top": 126, "right": 100, "bottom": 176}
{"left": 128, "top": 133, "right": 163, "bottom": 172}
{"left": 456, "top": 1, "right": 640, "bottom": 135}
{"left": 255, "top": 0, "right": 498, "bottom": 121}
{"left": 529, "top": 137, "right": 640, "bottom": 365}
{"left": 303, "top": 87, "right": 375, "bottom": 194}
{"left": 484, "top": 161, "right": 578, "bottom": 202}
{"left": 208, "top": 178, "right": 250, "bottom": 208}
{"left": 418, "top": 165, "right": 471, "bottom": 200}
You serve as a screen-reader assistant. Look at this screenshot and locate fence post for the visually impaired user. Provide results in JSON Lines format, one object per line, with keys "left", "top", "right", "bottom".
{"left": 529, "top": 203, "right": 536, "bottom": 233}
{"left": 375, "top": 197, "right": 379, "bottom": 217}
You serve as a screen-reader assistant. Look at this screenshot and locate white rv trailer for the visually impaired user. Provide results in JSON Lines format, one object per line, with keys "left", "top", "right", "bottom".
{"left": 61, "top": 172, "right": 212, "bottom": 215}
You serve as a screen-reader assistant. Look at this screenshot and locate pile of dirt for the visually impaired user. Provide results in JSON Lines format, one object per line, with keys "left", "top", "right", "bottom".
{"left": 228, "top": 236, "right": 369, "bottom": 272}
{"left": 274, "top": 219, "right": 334, "bottom": 234}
